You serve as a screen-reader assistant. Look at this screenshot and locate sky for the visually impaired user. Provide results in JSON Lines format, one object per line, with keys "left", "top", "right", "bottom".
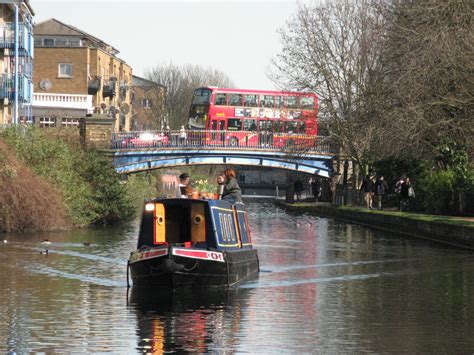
{"left": 32, "top": 0, "right": 305, "bottom": 90}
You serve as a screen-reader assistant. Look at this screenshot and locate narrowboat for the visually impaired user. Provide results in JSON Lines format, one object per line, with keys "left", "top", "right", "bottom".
{"left": 128, "top": 198, "right": 259, "bottom": 288}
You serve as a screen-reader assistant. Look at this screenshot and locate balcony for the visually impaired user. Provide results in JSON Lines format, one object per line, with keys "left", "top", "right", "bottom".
{"left": 102, "top": 79, "right": 116, "bottom": 99}
{"left": 0, "top": 23, "right": 34, "bottom": 57}
{"left": 88, "top": 76, "right": 101, "bottom": 95}
{"left": 0, "top": 74, "right": 32, "bottom": 102}
{"left": 32, "top": 93, "right": 93, "bottom": 114}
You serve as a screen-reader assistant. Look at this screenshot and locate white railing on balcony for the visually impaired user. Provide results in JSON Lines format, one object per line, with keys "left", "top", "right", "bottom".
{"left": 32, "top": 93, "right": 93, "bottom": 113}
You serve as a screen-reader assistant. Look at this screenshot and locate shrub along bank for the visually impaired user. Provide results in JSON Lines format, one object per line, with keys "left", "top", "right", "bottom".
{"left": 0, "top": 127, "right": 147, "bottom": 232}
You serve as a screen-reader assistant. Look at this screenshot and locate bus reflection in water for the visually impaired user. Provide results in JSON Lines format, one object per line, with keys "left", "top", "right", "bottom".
{"left": 188, "top": 87, "right": 318, "bottom": 148}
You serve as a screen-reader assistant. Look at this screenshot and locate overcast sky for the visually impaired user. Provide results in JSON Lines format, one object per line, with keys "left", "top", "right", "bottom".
{"left": 32, "top": 0, "right": 304, "bottom": 90}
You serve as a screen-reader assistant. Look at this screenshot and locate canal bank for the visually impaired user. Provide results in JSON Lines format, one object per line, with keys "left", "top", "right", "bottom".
{"left": 276, "top": 201, "right": 474, "bottom": 250}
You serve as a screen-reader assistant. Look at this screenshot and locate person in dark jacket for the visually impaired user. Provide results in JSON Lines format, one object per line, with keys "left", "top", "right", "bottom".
{"left": 222, "top": 168, "right": 243, "bottom": 203}
{"left": 374, "top": 175, "right": 389, "bottom": 210}
{"left": 294, "top": 179, "right": 304, "bottom": 202}
{"left": 360, "top": 174, "right": 374, "bottom": 209}
{"left": 399, "top": 177, "right": 413, "bottom": 211}
{"left": 311, "top": 177, "right": 322, "bottom": 203}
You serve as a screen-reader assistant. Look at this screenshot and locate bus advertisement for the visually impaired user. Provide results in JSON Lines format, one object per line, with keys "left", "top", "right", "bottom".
{"left": 188, "top": 87, "right": 318, "bottom": 148}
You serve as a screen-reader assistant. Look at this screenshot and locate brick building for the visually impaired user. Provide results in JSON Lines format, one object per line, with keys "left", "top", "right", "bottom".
{"left": 131, "top": 75, "right": 166, "bottom": 130}
{"left": 0, "top": 0, "right": 34, "bottom": 125}
{"left": 33, "top": 18, "right": 132, "bottom": 130}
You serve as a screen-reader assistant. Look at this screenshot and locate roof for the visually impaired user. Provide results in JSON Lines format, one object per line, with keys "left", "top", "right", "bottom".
{"left": 34, "top": 18, "right": 118, "bottom": 54}
{"left": 132, "top": 75, "right": 166, "bottom": 89}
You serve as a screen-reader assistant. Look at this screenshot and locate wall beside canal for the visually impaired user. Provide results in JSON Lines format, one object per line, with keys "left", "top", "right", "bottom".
{"left": 277, "top": 201, "right": 474, "bottom": 250}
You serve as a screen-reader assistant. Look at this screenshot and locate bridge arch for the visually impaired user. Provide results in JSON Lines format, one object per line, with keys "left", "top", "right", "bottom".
{"left": 112, "top": 149, "right": 335, "bottom": 178}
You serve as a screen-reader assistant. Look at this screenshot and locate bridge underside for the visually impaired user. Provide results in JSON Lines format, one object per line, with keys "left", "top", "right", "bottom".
{"left": 112, "top": 149, "right": 335, "bottom": 178}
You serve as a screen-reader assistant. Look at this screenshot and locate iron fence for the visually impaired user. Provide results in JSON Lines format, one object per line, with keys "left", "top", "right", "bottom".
{"left": 111, "top": 129, "right": 338, "bottom": 155}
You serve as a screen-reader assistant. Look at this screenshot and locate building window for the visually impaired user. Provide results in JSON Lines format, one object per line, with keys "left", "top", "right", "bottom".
{"left": 141, "top": 98, "right": 152, "bottom": 108}
{"left": 43, "top": 38, "right": 54, "bottom": 46}
{"left": 61, "top": 118, "right": 79, "bottom": 126}
{"left": 58, "top": 63, "right": 73, "bottom": 78}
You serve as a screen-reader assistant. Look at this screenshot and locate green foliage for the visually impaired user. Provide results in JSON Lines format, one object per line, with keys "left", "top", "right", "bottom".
{"left": 435, "top": 141, "right": 474, "bottom": 191}
{"left": 418, "top": 170, "right": 455, "bottom": 213}
{"left": 372, "top": 157, "right": 426, "bottom": 187}
{"left": 125, "top": 173, "right": 159, "bottom": 209}
{"left": 373, "top": 143, "right": 474, "bottom": 214}
{"left": 1, "top": 127, "right": 136, "bottom": 226}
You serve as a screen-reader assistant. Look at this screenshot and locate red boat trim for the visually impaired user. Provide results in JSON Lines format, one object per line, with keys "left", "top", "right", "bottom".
{"left": 130, "top": 248, "right": 168, "bottom": 263}
{"left": 172, "top": 247, "right": 225, "bottom": 263}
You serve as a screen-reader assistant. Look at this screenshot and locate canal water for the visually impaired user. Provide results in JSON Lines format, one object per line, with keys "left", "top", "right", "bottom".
{"left": 1, "top": 200, "right": 474, "bottom": 353}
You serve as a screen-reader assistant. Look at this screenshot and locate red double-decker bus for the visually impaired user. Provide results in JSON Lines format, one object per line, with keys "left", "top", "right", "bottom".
{"left": 188, "top": 87, "right": 318, "bottom": 148}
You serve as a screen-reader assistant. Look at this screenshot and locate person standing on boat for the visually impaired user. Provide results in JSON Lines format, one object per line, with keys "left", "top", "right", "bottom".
{"left": 179, "top": 173, "right": 191, "bottom": 198}
{"left": 216, "top": 173, "right": 226, "bottom": 200}
{"left": 222, "top": 168, "right": 242, "bottom": 203}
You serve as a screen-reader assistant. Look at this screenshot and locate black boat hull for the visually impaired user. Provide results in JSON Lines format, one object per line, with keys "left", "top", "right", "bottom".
{"left": 129, "top": 248, "right": 259, "bottom": 288}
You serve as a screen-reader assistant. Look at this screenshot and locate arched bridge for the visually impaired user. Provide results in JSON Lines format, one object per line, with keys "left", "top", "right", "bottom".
{"left": 109, "top": 130, "right": 338, "bottom": 178}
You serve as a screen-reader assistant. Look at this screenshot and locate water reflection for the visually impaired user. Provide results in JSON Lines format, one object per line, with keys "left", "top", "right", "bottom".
{"left": 2, "top": 200, "right": 474, "bottom": 353}
{"left": 128, "top": 287, "right": 254, "bottom": 353}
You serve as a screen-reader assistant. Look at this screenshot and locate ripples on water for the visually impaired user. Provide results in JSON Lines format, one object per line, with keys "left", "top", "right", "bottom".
{"left": 1, "top": 200, "right": 474, "bottom": 353}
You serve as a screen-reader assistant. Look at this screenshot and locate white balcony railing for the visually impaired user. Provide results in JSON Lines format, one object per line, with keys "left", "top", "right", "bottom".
{"left": 32, "top": 93, "right": 93, "bottom": 113}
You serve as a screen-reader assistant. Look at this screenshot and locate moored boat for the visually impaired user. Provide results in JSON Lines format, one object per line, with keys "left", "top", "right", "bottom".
{"left": 128, "top": 197, "right": 259, "bottom": 288}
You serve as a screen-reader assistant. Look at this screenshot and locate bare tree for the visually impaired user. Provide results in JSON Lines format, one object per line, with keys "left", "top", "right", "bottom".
{"left": 271, "top": 0, "right": 385, "bottom": 173}
{"left": 374, "top": 0, "right": 474, "bottom": 161}
{"left": 146, "top": 62, "right": 235, "bottom": 128}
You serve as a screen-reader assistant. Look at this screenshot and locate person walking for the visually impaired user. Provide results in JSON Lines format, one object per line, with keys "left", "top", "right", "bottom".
{"left": 374, "top": 175, "right": 389, "bottom": 210}
{"left": 360, "top": 174, "right": 374, "bottom": 209}
{"left": 294, "top": 179, "right": 304, "bottom": 202}
{"left": 311, "top": 177, "right": 322, "bottom": 204}
{"left": 399, "top": 177, "right": 413, "bottom": 211}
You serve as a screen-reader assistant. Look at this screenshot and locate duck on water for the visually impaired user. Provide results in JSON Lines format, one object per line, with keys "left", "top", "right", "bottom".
{"left": 128, "top": 197, "right": 259, "bottom": 288}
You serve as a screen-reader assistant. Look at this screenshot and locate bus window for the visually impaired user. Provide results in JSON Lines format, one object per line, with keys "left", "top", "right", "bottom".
{"left": 284, "top": 96, "right": 297, "bottom": 109}
{"left": 299, "top": 122, "right": 306, "bottom": 134}
{"left": 228, "top": 118, "right": 242, "bottom": 131}
{"left": 259, "top": 95, "right": 274, "bottom": 108}
{"left": 299, "top": 96, "right": 315, "bottom": 109}
{"left": 244, "top": 119, "right": 257, "bottom": 131}
{"left": 189, "top": 105, "right": 208, "bottom": 129}
{"left": 215, "top": 93, "right": 227, "bottom": 106}
{"left": 275, "top": 96, "right": 284, "bottom": 108}
{"left": 192, "top": 88, "right": 211, "bottom": 105}
{"left": 267, "top": 121, "right": 273, "bottom": 132}
{"left": 274, "top": 121, "right": 282, "bottom": 132}
{"left": 244, "top": 94, "right": 258, "bottom": 107}
{"left": 229, "top": 94, "right": 243, "bottom": 106}
{"left": 285, "top": 121, "right": 298, "bottom": 133}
